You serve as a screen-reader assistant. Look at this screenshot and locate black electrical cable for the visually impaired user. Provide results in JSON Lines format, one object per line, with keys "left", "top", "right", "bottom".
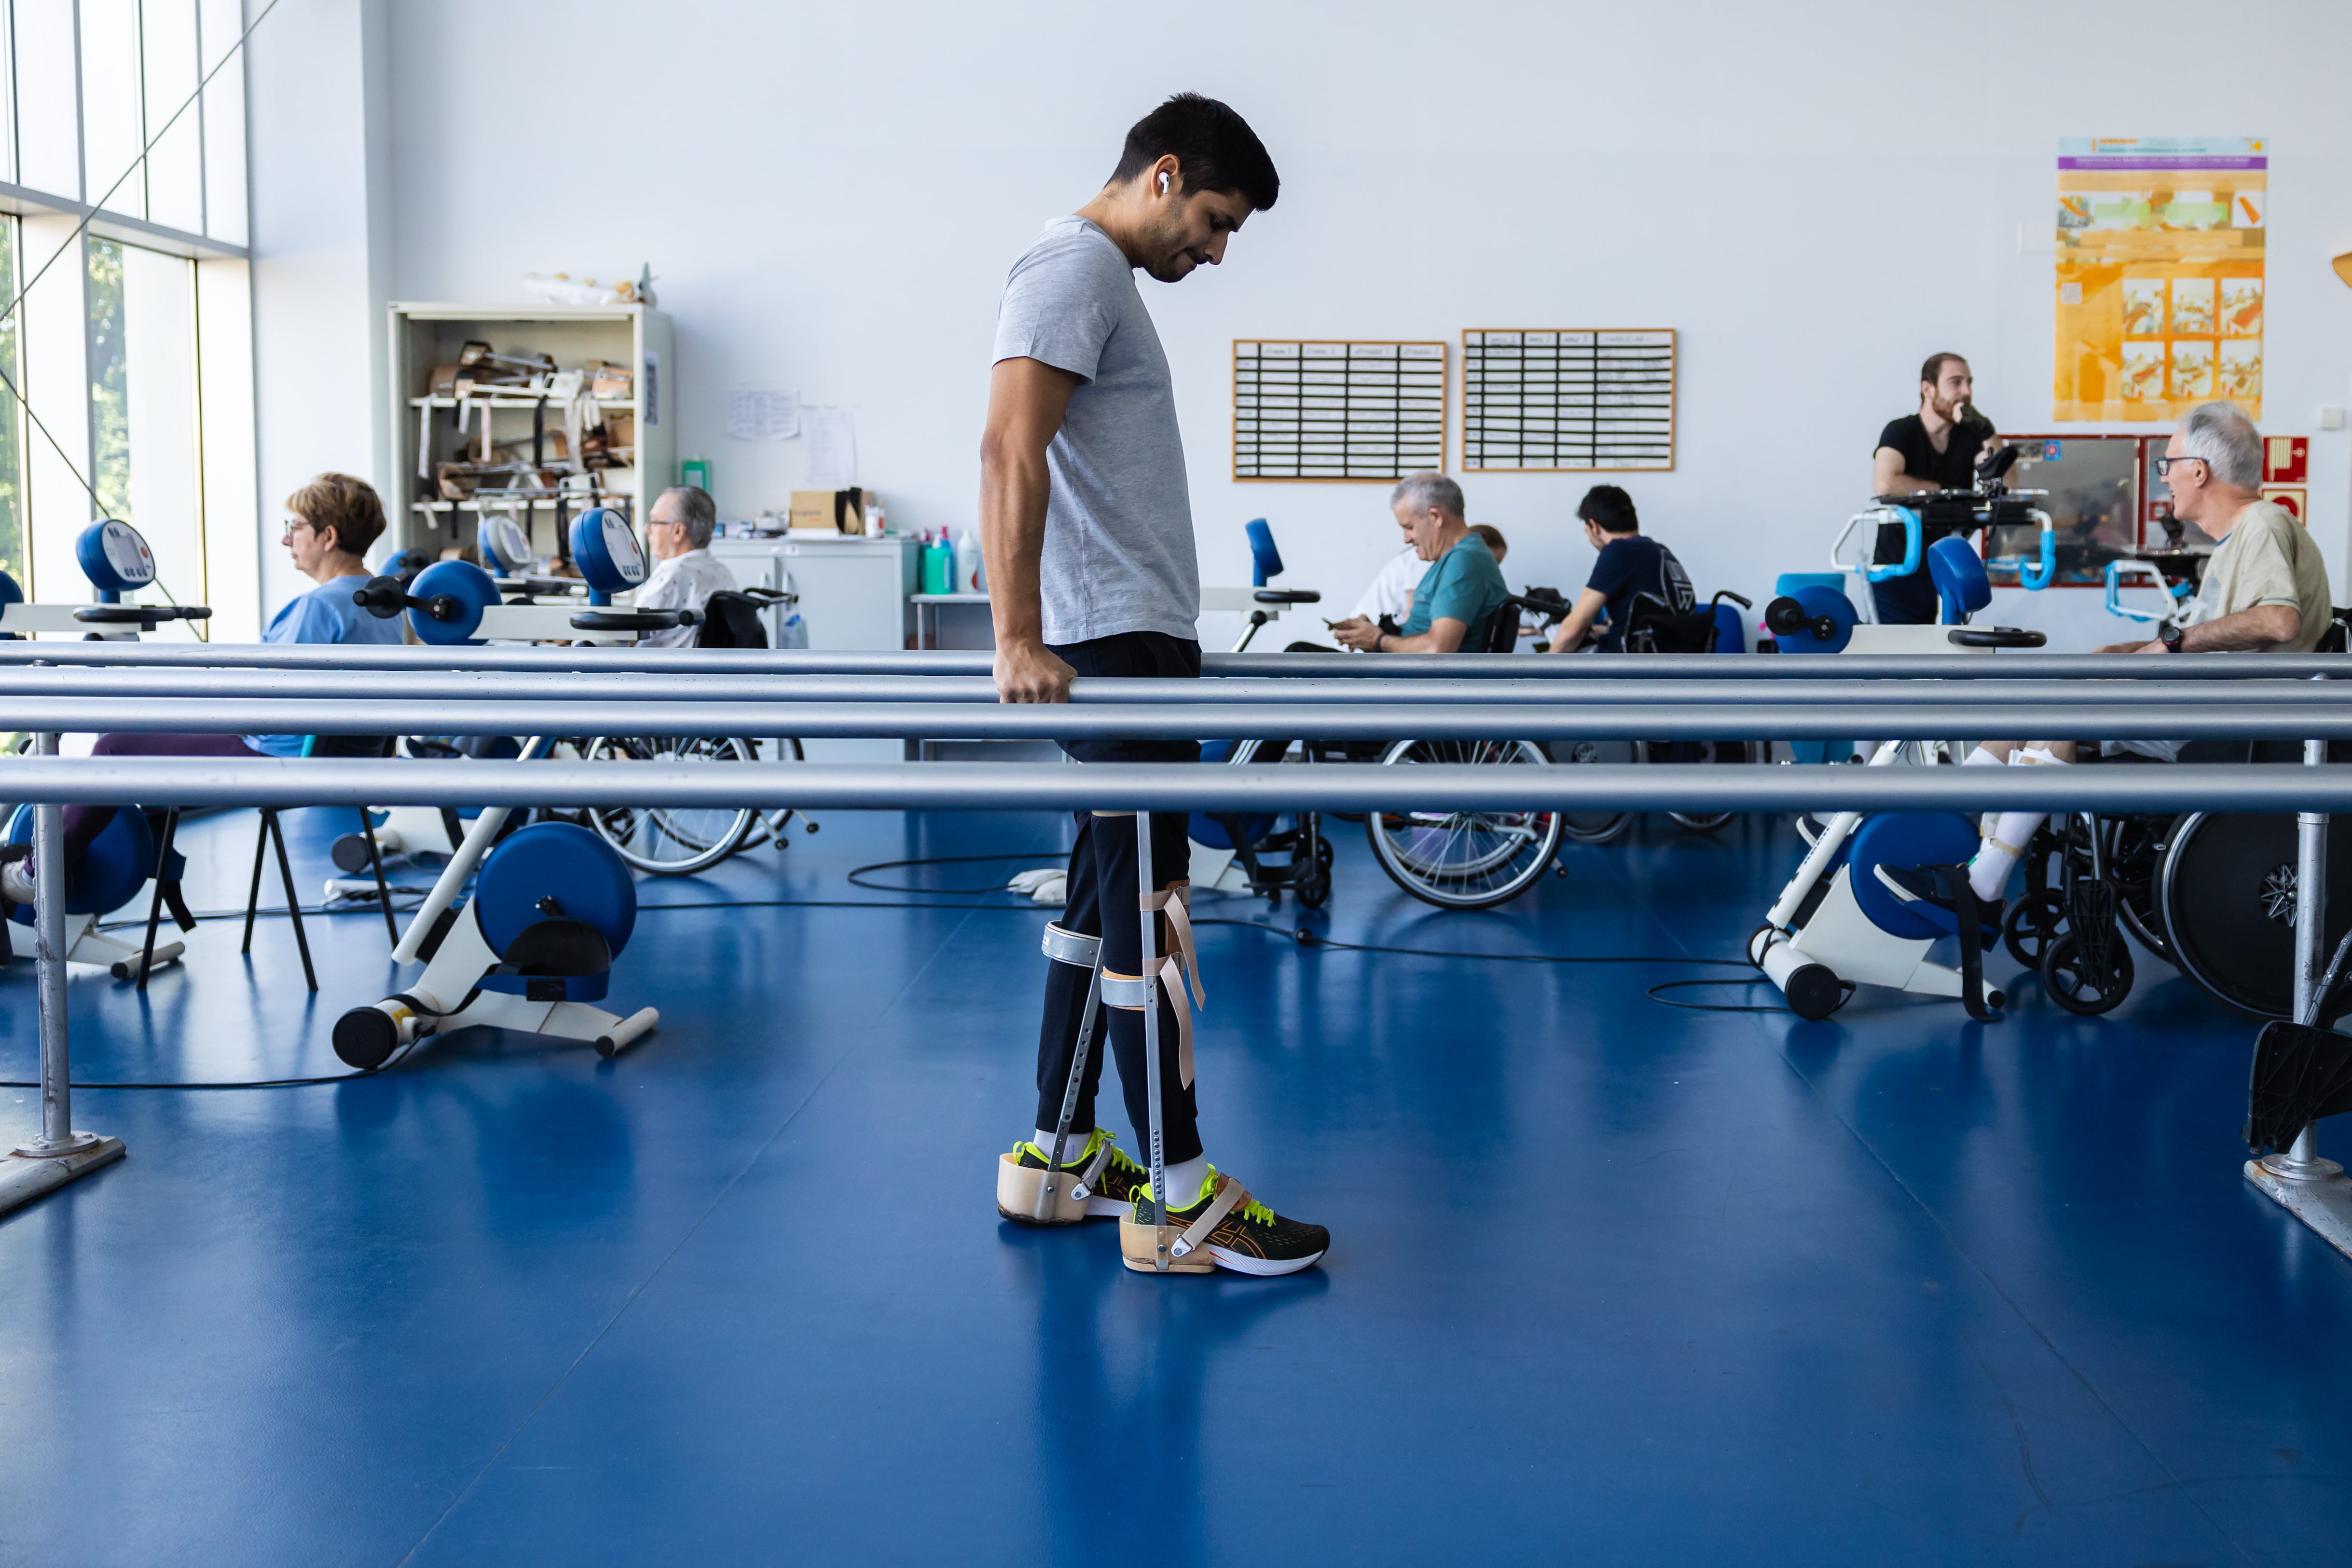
{"left": 846, "top": 851, "right": 1070, "bottom": 895}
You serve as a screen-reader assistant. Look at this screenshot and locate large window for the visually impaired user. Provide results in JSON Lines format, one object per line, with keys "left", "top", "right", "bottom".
{"left": 0, "top": 0, "right": 252, "bottom": 632}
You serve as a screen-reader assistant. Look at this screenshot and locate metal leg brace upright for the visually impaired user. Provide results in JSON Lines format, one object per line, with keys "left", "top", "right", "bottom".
{"left": 0, "top": 733, "right": 126, "bottom": 1220}
{"left": 2246, "top": 733, "right": 2352, "bottom": 1254}
{"left": 1138, "top": 810, "right": 1169, "bottom": 1268}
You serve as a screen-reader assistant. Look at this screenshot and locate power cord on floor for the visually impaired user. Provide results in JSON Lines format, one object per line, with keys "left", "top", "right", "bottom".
{"left": 846, "top": 851, "right": 1070, "bottom": 895}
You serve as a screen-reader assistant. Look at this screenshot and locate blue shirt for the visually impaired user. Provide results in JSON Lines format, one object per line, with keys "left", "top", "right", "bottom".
{"left": 1584, "top": 534, "right": 1692, "bottom": 653}
{"left": 245, "top": 574, "right": 406, "bottom": 756}
{"left": 1399, "top": 533, "right": 1508, "bottom": 652}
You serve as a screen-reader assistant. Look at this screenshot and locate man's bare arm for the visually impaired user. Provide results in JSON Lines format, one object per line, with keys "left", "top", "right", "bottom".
{"left": 1872, "top": 447, "right": 1934, "bottom": 496}
{"left": 2123, "top": 602, "right": 2302, "bottom": 654}
{"left": 980, "top": 357, "right": 1083, "bottom": 702}
{"left": 1546, "top": 587, "right": 1610, "bottom": 653}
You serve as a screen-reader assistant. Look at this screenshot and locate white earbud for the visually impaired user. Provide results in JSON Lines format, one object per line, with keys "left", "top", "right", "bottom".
{"left": 1158, "top": 172, "right": 1170, "bottom": 194}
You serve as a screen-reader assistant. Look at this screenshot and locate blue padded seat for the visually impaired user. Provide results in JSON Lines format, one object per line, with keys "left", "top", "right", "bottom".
{"left": 1927, "top": 535, "right": 1992, "bottom": 623}
{"left": 1849, "top": 812, "right": 1985, "bottom": 940}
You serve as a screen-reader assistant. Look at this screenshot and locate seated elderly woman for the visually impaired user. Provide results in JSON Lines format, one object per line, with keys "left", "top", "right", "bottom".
{"left": 633, "top": 485, "right": 737, "bottom": 648}
{"left": 0, "top": 473, "right": 406, "bottom": 904}
{"left": 1328, "top": 472, "right": 1507, "bottom": 654}
{"left": 1961, "top": 401, "right": 2335, "bottom": 902}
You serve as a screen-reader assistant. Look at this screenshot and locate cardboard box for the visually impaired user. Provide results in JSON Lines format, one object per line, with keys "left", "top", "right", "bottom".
{"left": 788, "top": 489, "right": 876, "bottom": 535}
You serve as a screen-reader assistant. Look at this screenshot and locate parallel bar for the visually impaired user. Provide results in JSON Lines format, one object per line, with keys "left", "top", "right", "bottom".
{"left": 8, "top": 667, "right": 2352, "bottom": 709}
{"left": 2, "top": 696, "right": 2346, "bottom": 741}
{"left": 0, "top": 641, "right": 2345, "bottom": 681}
{"left": 11, "top": 758, "right": 2352, "bottom": 815}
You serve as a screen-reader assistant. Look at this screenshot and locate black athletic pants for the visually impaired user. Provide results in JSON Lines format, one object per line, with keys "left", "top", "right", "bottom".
{"left": 1033, "top": 631, "right": 1202, "bottom": 1164}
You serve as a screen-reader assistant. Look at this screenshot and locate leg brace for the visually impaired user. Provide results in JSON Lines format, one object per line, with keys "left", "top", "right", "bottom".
{"left": 1034, "top": 920, "right": 1114, "bottom": 1222}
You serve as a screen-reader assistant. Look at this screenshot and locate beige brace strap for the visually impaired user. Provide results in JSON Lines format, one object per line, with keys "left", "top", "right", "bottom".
{"left": 1169, "top": 1173, "right": 1248, "bottom": 1260}
{"left": 1142, "top": 880, "right": 1206, "bottom": 1009}
{"left": 1100, "top": 965, "right": 1198, "bottom": 1088}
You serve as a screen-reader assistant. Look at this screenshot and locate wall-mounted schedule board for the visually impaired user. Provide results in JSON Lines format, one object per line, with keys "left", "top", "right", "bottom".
{"left": 1461, "top": 330, "right": 1675, "bottom": 472}
{"left": 1232, "top": 340, "right": 1446, "bottom": 481}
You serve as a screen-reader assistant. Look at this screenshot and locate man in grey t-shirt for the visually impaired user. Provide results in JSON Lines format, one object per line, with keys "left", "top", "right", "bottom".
{"left": 983, "top": 94, "right": 1328, "bottom": 1277}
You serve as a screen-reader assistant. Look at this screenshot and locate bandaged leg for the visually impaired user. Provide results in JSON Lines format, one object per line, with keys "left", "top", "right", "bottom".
{"left": 1968, "top": 746, "right": 2071, "bottom": 900}
{"left": 1963, "top": 745, "right": 2005, "bottom": 841}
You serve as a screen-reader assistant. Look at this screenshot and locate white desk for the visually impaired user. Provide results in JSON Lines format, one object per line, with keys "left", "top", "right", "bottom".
{"left": 713, "top": 534, "right": 916, "bottom": 762}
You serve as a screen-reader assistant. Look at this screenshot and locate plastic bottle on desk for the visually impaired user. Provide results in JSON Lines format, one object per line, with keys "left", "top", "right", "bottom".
{"left": 921, "top": 532, "right": 953, "bottom": 596}
{"left": 953, "top": 527, "right": 981, "bottom": 594}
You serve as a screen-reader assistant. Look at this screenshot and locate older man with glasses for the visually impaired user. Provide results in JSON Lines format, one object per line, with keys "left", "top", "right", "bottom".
{"left": 1958, "top": 399, "right": 2336, "bottom": 902}
{"left": 633, "top": 484, "right": 736, "bottom": 649}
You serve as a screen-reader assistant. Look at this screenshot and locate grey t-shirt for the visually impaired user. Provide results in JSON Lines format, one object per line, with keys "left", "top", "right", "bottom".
{"left": 992, "top": 215, "right": 1198, "bottom": 644}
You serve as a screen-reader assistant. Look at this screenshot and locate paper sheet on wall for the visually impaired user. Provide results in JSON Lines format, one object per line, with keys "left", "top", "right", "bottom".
{"left": 2053, "top": 136, "right": 2265, "bottom": 421}
{"left": 726, "top": 387, "right": 801, "bottom": 440}
{"left": 804, "top": 407, "right": 857, "bottom": 488}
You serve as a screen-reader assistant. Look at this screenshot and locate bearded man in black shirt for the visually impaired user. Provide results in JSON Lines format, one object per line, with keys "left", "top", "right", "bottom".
{"left": 1866, "top": 351, "right": 1998, "bottom": 624}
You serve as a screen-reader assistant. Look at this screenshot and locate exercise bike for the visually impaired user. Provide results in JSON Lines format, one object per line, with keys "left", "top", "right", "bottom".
{"left": 1748, "top": 540, "right": 2045, "bottom": 1020}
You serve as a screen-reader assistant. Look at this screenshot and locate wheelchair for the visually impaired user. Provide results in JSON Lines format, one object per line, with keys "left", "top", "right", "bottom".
{"left": 2002, "top": 741, "right": 2352, "bottom": 1019}
{"left": 1192, "top": 529, "right": 1565, "bottom": 912}
{"left": 576, "top": 585, "right": 812, "bottom": 875}
{"left": 1528, "top": 586, "right": 1761, "bottom": 845}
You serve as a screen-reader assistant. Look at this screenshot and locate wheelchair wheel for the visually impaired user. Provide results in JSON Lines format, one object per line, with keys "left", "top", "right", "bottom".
{"left": 1365, "top": 738, "right": 1565, "bottom": 909}
{"left": 2159, "top": 811, "right": 2352, "bottom": 1016}
{"left": 2041, "top": 927, "right": 2134, "bottom": 1015}
{"left": 2104, "top": 815, "right": 2174, "bottom": 964}
{"left": 1549, "top": 738, "right": 1637, "bottom": 844}
{"left": 2003, "top": 889, "right": 2065, "bottom": 968}
{"left": 1297, "top": 836, "right": 1334, "bottom": 910}
{"left": 731, "top": 738, "right": 808, "bottom": 851}
{"left": 1656, "top": 739, "right": 1755, "bottom": 832}
{"left": 582, "top": 735, "right": 760, "bottom": 874}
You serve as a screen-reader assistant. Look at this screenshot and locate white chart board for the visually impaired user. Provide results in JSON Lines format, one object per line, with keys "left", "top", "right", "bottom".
{"left": 1461, "top": 330, "right": 1675, "bottom": 472}
{"left": 1233, "top": 340, "right": 1447, "bottom": 482}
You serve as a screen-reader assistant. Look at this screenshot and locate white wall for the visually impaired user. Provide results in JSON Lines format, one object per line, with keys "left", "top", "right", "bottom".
{"left": 243, "top": 0, "right": 394, "bottom": 624}
{"left": 264, "top": 0, "right": 2352, "bottom": 648}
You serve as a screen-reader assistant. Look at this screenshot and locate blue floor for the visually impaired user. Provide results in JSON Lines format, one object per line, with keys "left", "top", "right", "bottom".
{"left": 1, "top": 803, "right": 2348, "bottom": 1566}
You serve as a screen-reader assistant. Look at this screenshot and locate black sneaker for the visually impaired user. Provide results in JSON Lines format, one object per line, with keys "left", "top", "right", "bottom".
{"left": 994, "top": 1128, "right": 1151, "bottom": 1226}
{"left": 1120, "top": 1167, "right": 1328, "bottom": 1276}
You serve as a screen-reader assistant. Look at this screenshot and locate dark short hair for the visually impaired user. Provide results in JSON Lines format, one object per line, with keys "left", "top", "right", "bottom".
{"left": 1110, "top": 93, "right": 1279, "bottom": 212}
{"left": 1577, "top": 485, "right": 1638, "bottom": 534}
{"left": 1920, "top": 352, "right": 1968, "bottom": 387}
{"left": 286, "top": 472, "right": 387, "bottom": 558}
{"left": 1468, "top": 523, "right": 1507, "bottom": 556}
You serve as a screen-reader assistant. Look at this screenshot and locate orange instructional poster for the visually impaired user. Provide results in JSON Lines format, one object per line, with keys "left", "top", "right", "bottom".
{"left": 2052, "top": 137, "right": 2264, "bottom": 422}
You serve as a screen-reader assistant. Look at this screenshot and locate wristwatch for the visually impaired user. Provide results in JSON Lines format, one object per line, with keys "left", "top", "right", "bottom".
{"left": 2159, "top": 623, "right": 2185, "bottom": 653}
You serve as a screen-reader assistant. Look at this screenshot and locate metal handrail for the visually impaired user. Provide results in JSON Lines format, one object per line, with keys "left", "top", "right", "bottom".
{"left": 0, "top": 641, "right": 2346, "bottom": 681}
{"left": 7, "top": 756, "right": 2352, "bottom": 814}
{"left": 3, "top": 666, "right": 2352, "bottom": 709}
{"left": 0, "top": 695, "right": 2342, "bottom": 741}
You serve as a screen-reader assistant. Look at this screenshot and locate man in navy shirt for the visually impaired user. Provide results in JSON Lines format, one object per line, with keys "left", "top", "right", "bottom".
{"left": 1546, "top": 485, "right": 1692, "bottom": 653}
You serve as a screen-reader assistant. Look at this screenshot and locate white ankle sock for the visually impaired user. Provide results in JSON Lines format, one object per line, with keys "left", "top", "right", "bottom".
{"left": 1034, "top": 1127, "right": 1093, "bottom": 1164}
{"left": 1964, "top": 748, "right": 2004, "bottom": 839}
{"left": 1159, "top": 1153, "right": 1211, "bottom": 1207}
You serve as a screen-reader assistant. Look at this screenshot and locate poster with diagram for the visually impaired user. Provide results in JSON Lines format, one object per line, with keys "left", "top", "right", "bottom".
{"left": 2052, "top": 137, "right": 2264, "bottom": 421}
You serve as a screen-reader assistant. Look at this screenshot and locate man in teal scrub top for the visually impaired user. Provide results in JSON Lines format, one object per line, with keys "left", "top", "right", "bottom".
{"left": 1329, "top": 472, "right": 1506, "bottom": 653}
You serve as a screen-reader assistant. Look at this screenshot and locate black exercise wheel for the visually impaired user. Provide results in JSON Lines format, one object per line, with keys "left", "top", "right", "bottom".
{"left": 2159, "top": 812, "right": 2352, "bottom": 1017}
{"left": 2041, "top": 927, "right": 2134, "bottom": 1015}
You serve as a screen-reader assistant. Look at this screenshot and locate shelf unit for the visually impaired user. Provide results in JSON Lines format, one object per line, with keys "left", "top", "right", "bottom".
{"left": 385, "top": 302, "right": 675, "bottom": 564}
